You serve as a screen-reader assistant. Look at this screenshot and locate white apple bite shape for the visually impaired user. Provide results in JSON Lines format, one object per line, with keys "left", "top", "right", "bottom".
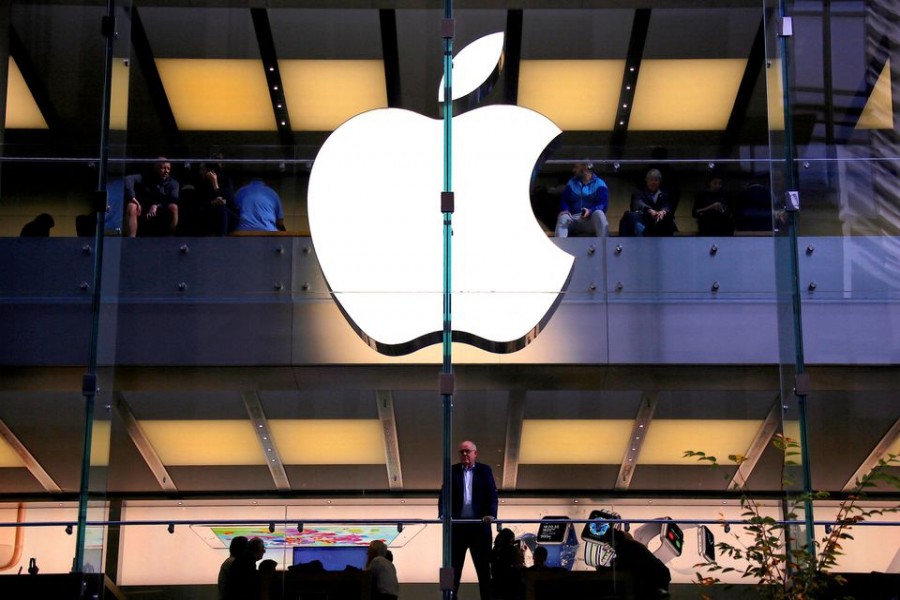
{"left": 308, "top": 105, "right": 574, "bottom": 355}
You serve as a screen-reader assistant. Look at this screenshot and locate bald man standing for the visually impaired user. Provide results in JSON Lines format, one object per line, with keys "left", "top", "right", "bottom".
{"left": 439, "top": 440, "right": 498, "bottom": 600}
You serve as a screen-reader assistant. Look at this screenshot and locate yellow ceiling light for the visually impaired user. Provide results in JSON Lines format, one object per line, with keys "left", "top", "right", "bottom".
{"left": 156, "top": 59, "right": 276, "bottom": 131}
{"left": 5, "top": 58, "right": 47, "bottom": 129}
{"left": 279, "top": 60, "right": 387, "bottom": 131}
{"left": 109, "top": 59, "right": 130, "bottom": 131}
{"left": 139, "top": 420, "right": 265, "bottom": 466}
{"left": 766, "top": 59, "right": 786, "bottom": 131}
{"left": 269, "top": 419, "right": 385, "bottom": 465}
{"left": 519, "top": 420, "right": 633, "bottom": 464}
{"left": 630, "top": 59, "right": 746, "bottom": 130}
{"left": 856, "top": 59, "right": 893, "bottom": 130}
{"left": 517, "top": 60, "right": 624, "bottom": 131}
{"left": 0, "top": 433, "right": 24, "bottom": 467}
{"left": 90, "top": 420, "right": 111, "bottom": 467}
{"left": 640, "top": 419, "right": 761, "bottom": 465}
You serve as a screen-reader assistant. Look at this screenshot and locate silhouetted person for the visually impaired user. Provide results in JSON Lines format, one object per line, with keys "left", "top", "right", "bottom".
{"left": 693, "top": 174, "right": 734, "bottom": 236}
{"left": 528, "top": 546, "right": 549, "bottom": 570}
{"left": 123, "top": 157, "right": 180, "bottom": 237}
{"left": 218, "top": 536, "right": 249, "bottom": 600}
{"left": 233, "top": 179, "right": 285, "bottom": 232}
{"left": 491, "top": 528, "right": 524, "bottom": 600}
{"left": 602, "top": 528, "right": 671, "bottom": 600}
{"left": 366, "top": 540, "right": 399, "bottom": 600}
{"left": 258, "top": 558, "right": 281, "bottom": 600}
{"left": 439, "top": 440, "right": 499, "bottom": 600}
{"left": 181, "top": 154, "right": 236, "bottom": 236}
{"left": 223, "top": 536, "right": 266, "bottom": 600}
{"left": 735, "top": 183, "right": 775, "bottom": 232}
{"left": 554, "top": 161, "right": 609, "bottom": 238}
{"left": 20, "top": 213, "right": 54, "bottom": 237}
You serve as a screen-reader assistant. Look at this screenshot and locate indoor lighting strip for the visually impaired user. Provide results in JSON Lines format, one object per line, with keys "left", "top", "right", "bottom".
{"left": 615, "top": 392, "right": 658, "bottom": 491}
{"left": 242, "top": 392, "right": 291, "bottom": 491}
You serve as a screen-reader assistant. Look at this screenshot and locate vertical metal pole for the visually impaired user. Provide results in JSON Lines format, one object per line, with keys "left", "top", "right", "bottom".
{"left": 440, "top": 1, "right": 455, "bottom": 599}
{"left": 75, "top": 0, "right": 116, "bottom": 574}
{"left": 777, "top": 0, "right": 815, "bottom": 554}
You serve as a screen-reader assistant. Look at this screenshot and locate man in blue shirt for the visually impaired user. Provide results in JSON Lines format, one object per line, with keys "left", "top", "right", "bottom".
{"left": 233, "top": 179, "right": 285, "bottom": 232}
{"left": 554, "top": 162, "right": 609, "bottom": 238}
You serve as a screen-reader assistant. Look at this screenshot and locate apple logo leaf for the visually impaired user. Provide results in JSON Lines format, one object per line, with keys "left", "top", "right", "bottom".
{"left": 309, "top": 32, "right": 573, "bottom": 356}
{"left": 438, "top": 32, "right": 504, "bottom": 115}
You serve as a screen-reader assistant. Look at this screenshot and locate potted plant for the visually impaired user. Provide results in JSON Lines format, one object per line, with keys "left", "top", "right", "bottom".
{"left": 685, "top": 435, "right": 899, "bottom": 599}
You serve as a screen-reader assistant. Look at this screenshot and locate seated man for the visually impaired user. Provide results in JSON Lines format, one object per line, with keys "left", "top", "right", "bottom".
{"left": 123, "top": 157, "right": 180, "bottom": 237}
{"left": 180, "top": 155, "right": 237, "bottom": 236}
{"left": 233, "top": 179, "right": 285, "bottom": 232}
{"left": 693, "top": 174, "right": 734, "bottom": 236}
{"left": 366, "top": 540, "right": 398, "bottom": 600}
{"left": 624, "top": 168, "right": 677, "bottom": 237}
{"left": 554, "top": 162, "right": 609, "bottom": 238}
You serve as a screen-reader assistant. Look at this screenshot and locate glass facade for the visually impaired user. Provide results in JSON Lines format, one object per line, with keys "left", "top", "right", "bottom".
{"left": 0, "top": 1, "right": 897, "bottom": 598}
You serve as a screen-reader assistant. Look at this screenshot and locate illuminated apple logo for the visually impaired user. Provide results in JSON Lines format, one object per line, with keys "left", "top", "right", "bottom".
{"left": 308, "top": 33, "right": 573, "bottom": 355}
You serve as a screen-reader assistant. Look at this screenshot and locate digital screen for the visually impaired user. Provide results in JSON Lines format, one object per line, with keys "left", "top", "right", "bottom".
{"left": 293, "top": 546, "right": 368, "bottom": 570}
{"left": 663, "top": 522, "right": 684, "bottom": 556}
{"left": 580, "top": 510, "right": 620, "bottom": 544}
{"left": 700, "top": 525, "right": 715, "bottom": 562}
{"left": 537, "top": 516, "right": 570, "bottom": 543}
{"left": 205, "top": 525, "right": 401, "bottom": 549}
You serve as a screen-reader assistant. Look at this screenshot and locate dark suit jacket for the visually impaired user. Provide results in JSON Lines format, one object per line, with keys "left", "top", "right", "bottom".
{"left": 439, "top": 462, "right": 499, "bottom": 519}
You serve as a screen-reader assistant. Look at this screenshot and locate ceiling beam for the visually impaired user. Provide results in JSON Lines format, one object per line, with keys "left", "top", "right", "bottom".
{"left": 501, "top": 389, "right": 526, "bottom": 490}
{"left": 375, "top": 390, "right": 403, "bottom": 490}
{"left": 501, "top": 9, "right": 523, "bottom": 106}
{"left": 0, "top": 419, "right": 62, "bottom": 493}
{"left": 250, "top": 8, "right": 294, "bottom": 148}
{"left": 130, "top": 7, "right": 184, "bottom": 153}
{"left": 728, "top": 397, "right": 781, "bottom": 489}
{"left": 615, "top": 391, "right": 657, "bottom": 490}
{"left": 610, "top": 8, "right": 651, "bottom": 155}
{"left": 720, "top": 17, "right": 766, "bottom": 153}
{"left": 242, "top": 391, "right": 291, "bottom": 492}
{"left": 114, "top": 393, "right": 178, "bottom": 492}
{"left": 8, "top": 25, "right": 64, "bottom": 134}
{"left": 379, "top": 9, "right": 402, "bottom": 108}
{"left": 842, "top": 417, "right": 900, "bottom": 492}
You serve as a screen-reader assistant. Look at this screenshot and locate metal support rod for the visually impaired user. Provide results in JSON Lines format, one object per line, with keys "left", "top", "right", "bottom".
{"left": 75, "top": 0, "right": 116, "bottom": 574}
{"left": 777, "top": 0, "right": 815, "bottom": 556}
{"left": 440, "top": 2, "right": 454, "bottom": 599}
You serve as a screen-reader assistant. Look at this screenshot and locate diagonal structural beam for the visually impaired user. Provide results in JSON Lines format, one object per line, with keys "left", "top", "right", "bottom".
{"left": 729, "top": 397, "right": 781, "bottom": 489}
{"left": 0, "top": 419, "right": 62, "bottom": 493}
{"left": 501, "top": 9, "right": 523, "bottom": 105}
{"left": 610, "top": 9, "right": 651, "bottom": 155}
{"left": 379, "top": 9, "right": 402, "bottom": 108}
{"left": 113, "top": 392, "right": 177, "bottom": 492}
{"left": 250, "top": 8, "right": 294, "bottom": 148}
{"left": 376, "top": 390, "right": 404, "bottom": 490}
{"left": 842, "top": 417, "right": 900, "bottom": 492}
{"left": 720, "top": 18, "right": 766, "bottom": 153}
{"left": 615, "top": 392, "right": 657, "bottom": 490}
{"left": 501, "top": 390, "right": 526, "bottom": 490}
{"left": 243, "top": 391, "right": 291, "bottom": 492}
{"left": 130, "top": 8, "right": 183, "bottom": 153}
{"left": 8, "top": 26, "right": 64, "bottom": 134}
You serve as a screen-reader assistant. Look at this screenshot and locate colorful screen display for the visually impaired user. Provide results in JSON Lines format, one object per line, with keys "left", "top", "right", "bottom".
{"left": 204, "top": 524, "right": 402, "bottom": 548}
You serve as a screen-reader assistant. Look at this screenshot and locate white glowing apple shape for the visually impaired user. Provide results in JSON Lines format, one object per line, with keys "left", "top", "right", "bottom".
{"left": 308, "top": 36, "right": 574, "bottom": 355}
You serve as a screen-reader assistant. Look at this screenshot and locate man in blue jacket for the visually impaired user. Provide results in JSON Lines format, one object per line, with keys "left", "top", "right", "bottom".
{"left": 554, "top": 161, "right": 609, "bottom": 238}
{"left": 439, "top": 440, "right": 499, "bottom": 600}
